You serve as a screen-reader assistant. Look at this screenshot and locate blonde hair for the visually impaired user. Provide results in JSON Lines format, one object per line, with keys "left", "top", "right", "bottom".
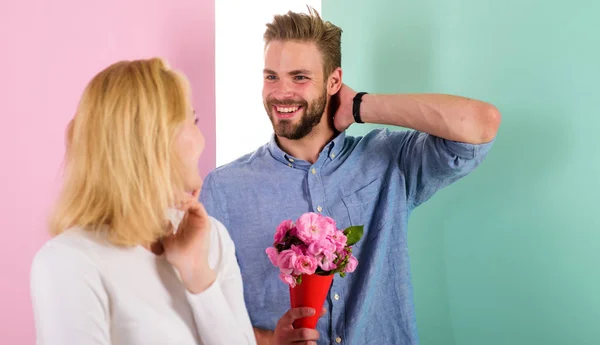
{"left": 264, "top": 6, "right": 343, "bottom": 78}
{"left": 50, "top": 58, "right": 191, "bottom": 247}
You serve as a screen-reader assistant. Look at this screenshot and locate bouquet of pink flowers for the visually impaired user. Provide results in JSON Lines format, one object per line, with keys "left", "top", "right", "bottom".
{"left": 265, "top": 212, "right": 364, "bottom": 288}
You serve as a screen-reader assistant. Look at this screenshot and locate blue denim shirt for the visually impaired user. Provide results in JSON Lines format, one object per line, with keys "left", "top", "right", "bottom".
{"left": 200, "top": 128, "right": 493, "bottom": 345}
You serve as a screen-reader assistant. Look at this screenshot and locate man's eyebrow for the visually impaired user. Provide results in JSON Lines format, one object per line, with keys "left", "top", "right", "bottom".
{"left": 263, "top": 69, "right": 313, "bottom": 76}
{"left": 288, "top": 69, "right": 312, "bottom": 76}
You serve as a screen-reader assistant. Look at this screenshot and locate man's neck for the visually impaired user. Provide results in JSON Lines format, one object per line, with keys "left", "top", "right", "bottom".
{"left": 276, "top": 125, "right": 336, "bottom": 164}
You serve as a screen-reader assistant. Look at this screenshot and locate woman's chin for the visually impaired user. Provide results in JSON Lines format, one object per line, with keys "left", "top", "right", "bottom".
{"left": 184, "top": 178, "right": 203, "bottom": 194}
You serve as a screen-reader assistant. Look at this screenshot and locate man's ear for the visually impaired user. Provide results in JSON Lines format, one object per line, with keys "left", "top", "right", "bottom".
{"left": 327, "top": 67, "right": 343, "bottom": 95}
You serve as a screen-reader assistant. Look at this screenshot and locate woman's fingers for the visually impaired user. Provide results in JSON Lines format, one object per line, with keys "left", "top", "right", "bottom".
{"left": 189, "top": 200, "right": 208, "bottom": 219}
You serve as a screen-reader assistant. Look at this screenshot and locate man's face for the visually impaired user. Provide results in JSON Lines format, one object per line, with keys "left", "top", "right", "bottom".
{"left": 263, "top": 40, "right": 328, "bottom": 140}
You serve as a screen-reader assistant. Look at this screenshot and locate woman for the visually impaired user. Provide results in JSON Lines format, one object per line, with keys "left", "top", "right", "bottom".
{"left": 30, "top": 58, "right": 257, "bottom": 344}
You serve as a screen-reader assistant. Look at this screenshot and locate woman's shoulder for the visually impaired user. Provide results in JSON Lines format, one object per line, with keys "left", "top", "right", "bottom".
{"left": 37, "top": 227, "right": 111, "bottom": 255}
{"left": 29, "top": 229, "right": 112, "bottom": 324}
{"left": 31, "top": 228, "right": 113, "bottom": 275}
{"left": 30, "top": 228, "right": 108, "bottom": 291}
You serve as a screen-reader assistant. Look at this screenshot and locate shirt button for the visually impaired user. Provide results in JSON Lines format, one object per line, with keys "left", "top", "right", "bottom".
{"left": 288, "top": 158, "right": 294, "bottom": 162}
{"left": 288, "top": 163, "right": 292, "bottom": 167}
{"left": 311, "top": 168, "right": 316, "bottom": 174}
{"left": 330, "top": 153, "right": 335, "bottom": 159}
{"left": 334, "top": 293, "right": 340, "bottom": 300}
{"left": 317, "top": 206, "right": 323, "bottom": 212}
{"left": 336, "top": 337, "right": 342, "bottom": 343}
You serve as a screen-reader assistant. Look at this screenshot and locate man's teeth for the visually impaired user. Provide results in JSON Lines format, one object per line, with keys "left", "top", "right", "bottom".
{"left": 277, "top": 106, "right": 299, "bottom": 113}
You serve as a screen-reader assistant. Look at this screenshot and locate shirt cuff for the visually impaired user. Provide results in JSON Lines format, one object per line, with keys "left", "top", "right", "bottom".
{"left": 442, "top": 137, "right": 495, "bottom": 160}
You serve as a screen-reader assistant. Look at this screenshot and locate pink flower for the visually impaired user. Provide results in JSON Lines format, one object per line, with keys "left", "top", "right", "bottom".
{"left": 318, "top": 250, "right": 338, "bottom": 271}
{"left": 323, "top": 217, "right": 337, "bottom": 236}
{"left": 265, "top": 247, "right": 278, "bottom": 266}
{"left": 274, "top": 219, "right": 294, "bottom": 244}
{"left": 295, "top": 212, "right": 334, "bottom": 243}
{"left": 344, "top": 256, "right": 358, "bottom": 273}
{"left": 331, "top": 230, "right": 347, "bottom": 252}
{"left": 267, "top": 212, "right": 363, "bottom": 286}
{"left": 277, "top": 249, "right": 298, "bottom": 275}
{"left": 290, "top": 244, "right": 305, "bottom": 256}
{"left": 279, "top": 273, "right": 297, "bottom": 288}
{"left": 307, "top": 236, "right": 336, "bottom": 257}
{"left": 294, "top": 255, "right": 318, "bottom": 275}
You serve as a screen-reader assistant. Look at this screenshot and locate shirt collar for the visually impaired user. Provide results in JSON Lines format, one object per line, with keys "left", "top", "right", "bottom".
{"left": 268, "top": 131, "right": 347, "bottom": 167}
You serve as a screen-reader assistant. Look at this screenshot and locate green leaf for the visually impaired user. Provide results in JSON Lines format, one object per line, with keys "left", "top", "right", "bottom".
{"left": 343, "top": 225, "right": 364, "bottom": 246}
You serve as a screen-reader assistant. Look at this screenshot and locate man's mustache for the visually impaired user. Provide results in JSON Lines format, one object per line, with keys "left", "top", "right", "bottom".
{"left": 266, "top": 98, "right": 308, "bottom": 106}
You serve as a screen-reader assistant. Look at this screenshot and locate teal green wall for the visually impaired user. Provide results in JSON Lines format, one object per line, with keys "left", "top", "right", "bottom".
{"left": 323, "top": 1, "right": 599, "bottom": 344}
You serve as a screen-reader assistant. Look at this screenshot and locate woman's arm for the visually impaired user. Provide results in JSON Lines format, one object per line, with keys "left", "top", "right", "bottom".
{"left": 183, "top": 218, "right": 256, "bottom": 345}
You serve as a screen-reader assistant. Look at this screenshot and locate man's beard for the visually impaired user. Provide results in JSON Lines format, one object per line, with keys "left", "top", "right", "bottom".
{"left": 265, "top": 88, "right": 327, "bottom": 140}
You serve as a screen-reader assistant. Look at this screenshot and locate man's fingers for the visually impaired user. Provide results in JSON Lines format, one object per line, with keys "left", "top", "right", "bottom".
{"left": 320, "top": 307, "right": 327, "bottom": 317}
{"left": 278, "top": 307, "right": 315, "bottom": 327}
{"left": 288, "top": 328, "right": 320, "bottom": 342}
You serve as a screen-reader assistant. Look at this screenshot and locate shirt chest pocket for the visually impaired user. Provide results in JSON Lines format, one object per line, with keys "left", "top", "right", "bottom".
{"left": 341, "top": 176, "right": 385, "bottom": 245}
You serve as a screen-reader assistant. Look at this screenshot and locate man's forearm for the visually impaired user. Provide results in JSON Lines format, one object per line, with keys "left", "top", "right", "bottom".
{"left": 359, "top": 93, "right": 501, "bottom": 144}
{"left": 254, "top": 327, "right": 273, "bottom": 345}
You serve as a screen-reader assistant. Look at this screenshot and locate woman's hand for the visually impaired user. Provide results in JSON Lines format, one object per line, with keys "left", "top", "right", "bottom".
{"left": 162, "top": 189, "right": 216, "bottom": 294}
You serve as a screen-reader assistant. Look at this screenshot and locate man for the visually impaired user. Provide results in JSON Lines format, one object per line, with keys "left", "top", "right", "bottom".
{"left": 200, "top": 7, "right": 501, "bottom": 345}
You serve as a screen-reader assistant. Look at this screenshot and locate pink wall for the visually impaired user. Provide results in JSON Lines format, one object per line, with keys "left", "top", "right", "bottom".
{"left": 0, "top": 0, "right": 215, "bottom": 342}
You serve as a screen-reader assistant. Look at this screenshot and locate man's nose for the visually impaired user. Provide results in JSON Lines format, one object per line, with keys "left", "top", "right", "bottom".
{"left": 273, "top": 78, "right": 295, "bottom": 100}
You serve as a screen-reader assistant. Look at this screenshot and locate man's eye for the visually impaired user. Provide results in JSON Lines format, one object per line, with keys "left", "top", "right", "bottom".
{"left": 294, "top": 76, "right": 308, "bottom": 81}
{"left": 265, "top": 75, "right": 277, "bottom": 81}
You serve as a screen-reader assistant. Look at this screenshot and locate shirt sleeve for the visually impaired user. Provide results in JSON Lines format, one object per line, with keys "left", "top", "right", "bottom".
{"left": 185, "top": 219, "right": 256, "bottom": 345}
{"left": 30, "top": 243, "right": 111, "bottom": 345}
{"left": 385, "top": 129, "right": 495, "bottom": 208}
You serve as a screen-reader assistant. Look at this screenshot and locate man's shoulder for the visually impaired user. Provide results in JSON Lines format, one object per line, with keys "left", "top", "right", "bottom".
{"left": 347, "top": 126, "right": 388, "bottom": 138}
{"left": 344, "top": 127, "right": 411, "bottom": 152}
{"left": 206, "top": 142, "right": 271, "bottom": 182}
